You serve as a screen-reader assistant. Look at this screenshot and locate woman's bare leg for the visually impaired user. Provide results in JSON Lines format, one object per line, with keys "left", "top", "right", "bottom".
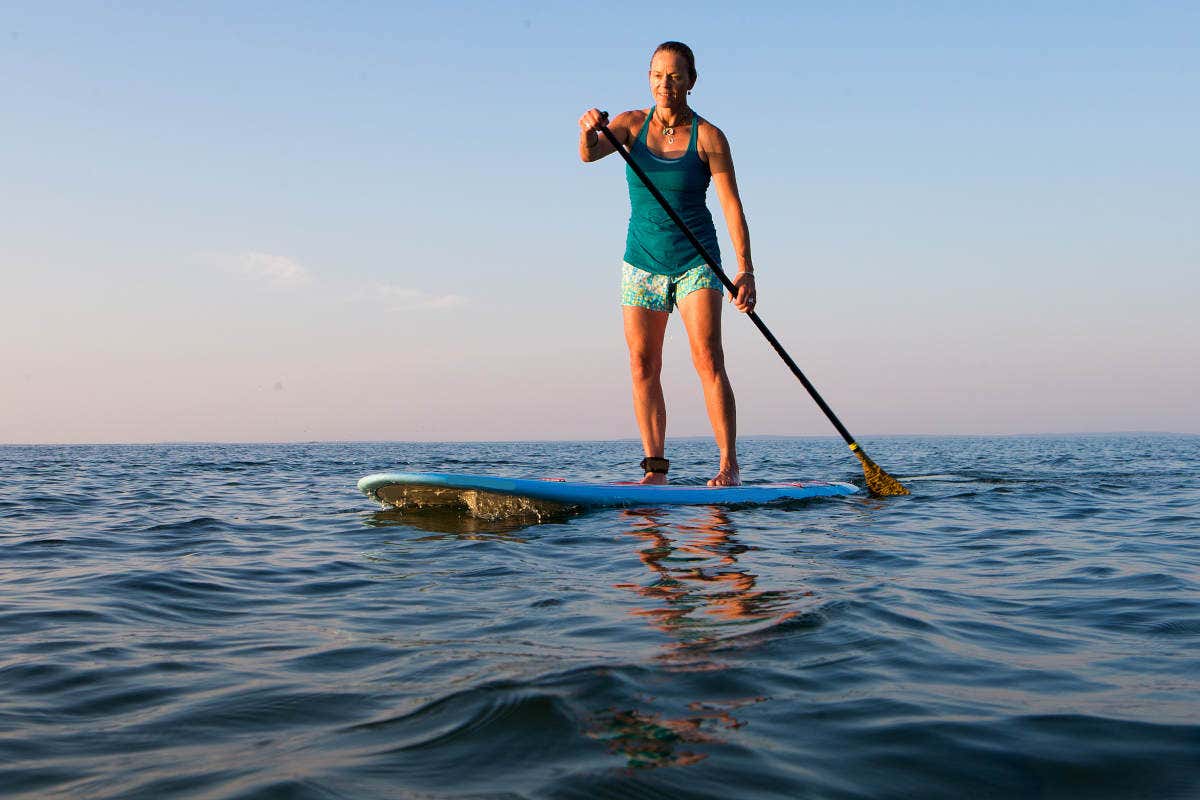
{"left": 622, "top": 305, "right": 670, "bottom": 484}
{"left": 677, "top": 288, "right": 740, "bottom": 486}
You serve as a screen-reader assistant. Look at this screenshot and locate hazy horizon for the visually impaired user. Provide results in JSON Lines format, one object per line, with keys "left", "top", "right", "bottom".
{"left": 5, "top": 431, "right": 1197, "bottom": 448}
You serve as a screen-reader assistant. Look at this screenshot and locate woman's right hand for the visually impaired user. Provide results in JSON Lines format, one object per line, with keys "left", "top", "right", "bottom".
{"left": 578, "top": 108, "right": 613, "bottom": 162}
{"left": 578, "top": 108, "right": 608, "bottom": 136}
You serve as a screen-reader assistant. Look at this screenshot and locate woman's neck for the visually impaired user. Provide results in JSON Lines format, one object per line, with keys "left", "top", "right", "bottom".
{"left": 654, "top": 102, "right": 691, "bottom": 126}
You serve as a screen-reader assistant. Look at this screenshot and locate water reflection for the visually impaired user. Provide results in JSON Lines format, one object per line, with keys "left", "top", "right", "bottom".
{"left": 590, "top": 507, "right": 808, "bottom": 769}
{"left": 585, "top": 696, "right": 765, "bottom": 770}
{"left": 614, "top": 507, "right": 805, "bottom": 651}
{"left": 364, "top": 508, "right": 536, "bottom": 540}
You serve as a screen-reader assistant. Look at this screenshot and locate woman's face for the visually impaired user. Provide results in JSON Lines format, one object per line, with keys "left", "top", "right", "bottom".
{"left": 648, "top": 51, "right": 693, "bottom": 107}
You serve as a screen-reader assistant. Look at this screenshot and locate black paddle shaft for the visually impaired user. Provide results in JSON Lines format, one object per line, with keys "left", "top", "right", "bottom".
{"left": 597, "top": 121, "right": 858, "bottom": 447}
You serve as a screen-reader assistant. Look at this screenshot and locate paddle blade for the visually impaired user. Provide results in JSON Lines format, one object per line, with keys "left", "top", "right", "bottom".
{"left": 852, "top": 447, "right": 910, "bottom": 496}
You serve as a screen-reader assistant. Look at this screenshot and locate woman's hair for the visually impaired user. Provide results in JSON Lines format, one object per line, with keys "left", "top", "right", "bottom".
{"left": 652, "top": 41, "right": 697, "bottom": 85}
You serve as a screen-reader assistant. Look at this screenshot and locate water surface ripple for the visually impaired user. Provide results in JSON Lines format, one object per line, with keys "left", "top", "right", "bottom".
{"left": 2, "top": 436, "right": 1198, "bottom": 798}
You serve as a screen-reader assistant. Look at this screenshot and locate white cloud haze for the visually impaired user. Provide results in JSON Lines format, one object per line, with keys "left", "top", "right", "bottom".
{"left": 231, "top": 252, "right": 312, "bottom": 288}
{"left": 375, "top": 284, "right": 468, "bottom": 310}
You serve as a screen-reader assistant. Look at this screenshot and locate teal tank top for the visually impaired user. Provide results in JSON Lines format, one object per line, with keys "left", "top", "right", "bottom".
{"left": 624, "top": 111, "right": 721, "bottom": 276}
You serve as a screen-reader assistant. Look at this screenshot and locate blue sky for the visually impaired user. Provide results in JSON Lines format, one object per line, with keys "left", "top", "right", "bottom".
{"left": 3, "top": 1, "right": 1197, "bottom": 443}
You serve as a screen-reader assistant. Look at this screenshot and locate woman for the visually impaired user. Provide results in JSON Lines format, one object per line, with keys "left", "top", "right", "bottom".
{"left": 578, "top": 41, "right": 757, "bottom": 487}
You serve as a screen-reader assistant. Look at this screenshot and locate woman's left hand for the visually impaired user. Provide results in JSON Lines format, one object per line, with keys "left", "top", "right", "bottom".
{"left": 730, "top": 271, "right": 756, "bottom": 313}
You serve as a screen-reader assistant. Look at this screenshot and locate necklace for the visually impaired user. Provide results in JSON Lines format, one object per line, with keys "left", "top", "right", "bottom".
{"left": 656, "top": 108, "right": 692, "bottom": 144}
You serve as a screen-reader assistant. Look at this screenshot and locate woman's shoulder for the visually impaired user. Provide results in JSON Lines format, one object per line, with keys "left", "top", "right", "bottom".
{"left": 607, "top": 108, "right": 651, "bottom": 145}
{"left": 611, "top": 108, "right": 651, "bottom": 129}
{"left": 695, "top": 117, "right": 732, "bottom": 167}
{"left": 622, "top": 107, "right": 652, "bottom": 120}
{"left": 696, "top": 116, "right": 729, "bottom": 147}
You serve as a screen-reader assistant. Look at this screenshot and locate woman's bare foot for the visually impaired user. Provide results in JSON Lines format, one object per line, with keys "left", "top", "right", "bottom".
{"left": 639, "top": 472, "right": 669, "bottom": 485}
{"left": 707, "top": 465, "right": 741, "bottom": 486}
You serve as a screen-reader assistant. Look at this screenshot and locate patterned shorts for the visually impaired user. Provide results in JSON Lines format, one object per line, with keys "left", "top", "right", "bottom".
{"left": 620, "top": 262, "right": 723, "bottom": 313}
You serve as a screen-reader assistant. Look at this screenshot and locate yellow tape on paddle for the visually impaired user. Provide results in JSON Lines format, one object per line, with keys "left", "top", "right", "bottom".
{"left": 849, "top": 442, "right": 909, "bottom": 496}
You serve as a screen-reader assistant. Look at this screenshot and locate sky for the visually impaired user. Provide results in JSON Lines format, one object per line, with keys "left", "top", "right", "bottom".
{"left": 2, "top": 1, "right": 1197, "bottom": 443}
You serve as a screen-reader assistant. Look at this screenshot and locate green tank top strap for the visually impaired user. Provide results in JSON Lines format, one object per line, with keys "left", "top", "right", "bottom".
{"left": 636, "top": 109, "right": 652, "bottom": 144}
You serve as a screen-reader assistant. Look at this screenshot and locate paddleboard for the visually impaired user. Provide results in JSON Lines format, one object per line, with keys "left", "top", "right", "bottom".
{"left": 358, "top": 471, "right": 859, "bottom": 517}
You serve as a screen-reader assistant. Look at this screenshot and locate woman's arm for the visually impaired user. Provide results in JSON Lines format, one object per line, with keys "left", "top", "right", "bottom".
{"left": 702, "top": 124, "right": 756, "bottom": 311}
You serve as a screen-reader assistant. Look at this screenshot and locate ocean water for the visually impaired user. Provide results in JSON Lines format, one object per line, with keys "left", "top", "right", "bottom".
{"left": 2, "top": 435, "right": 1198, "bottom": 799}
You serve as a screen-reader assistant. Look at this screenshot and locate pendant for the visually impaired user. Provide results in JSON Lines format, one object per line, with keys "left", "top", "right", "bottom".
{"left": 663, "top": 126, "right": 675, "bottom": 143}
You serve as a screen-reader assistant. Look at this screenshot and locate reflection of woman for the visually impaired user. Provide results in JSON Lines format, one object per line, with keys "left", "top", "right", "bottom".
{"left": 579, "top": 41, "right": 756, "bottom": 487}
{"left": 616, "top": 508, "right": 794, "bottom": 650}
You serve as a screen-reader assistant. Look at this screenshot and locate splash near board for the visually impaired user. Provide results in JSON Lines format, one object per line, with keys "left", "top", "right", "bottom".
{"left": 358, "top": 472, "right": 859, "bottom": 519}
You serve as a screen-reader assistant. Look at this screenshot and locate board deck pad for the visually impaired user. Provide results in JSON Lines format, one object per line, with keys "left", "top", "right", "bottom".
{"left": 358, "top": 472, "right": 859, "bottom": 520}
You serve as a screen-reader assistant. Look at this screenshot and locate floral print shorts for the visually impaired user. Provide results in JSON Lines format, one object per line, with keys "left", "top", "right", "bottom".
{"left": 620, "top": 262, "right": 723, "bottom": 313}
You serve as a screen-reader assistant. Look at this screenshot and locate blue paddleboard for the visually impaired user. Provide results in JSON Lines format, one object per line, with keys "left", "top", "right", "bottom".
{"left": 358, "top": 471, "right": 859, "bottom": 511}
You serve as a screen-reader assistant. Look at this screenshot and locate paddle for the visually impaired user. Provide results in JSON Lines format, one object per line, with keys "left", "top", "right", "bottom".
{"left": 595, "top": 117, "right": 909, "bottom": 497}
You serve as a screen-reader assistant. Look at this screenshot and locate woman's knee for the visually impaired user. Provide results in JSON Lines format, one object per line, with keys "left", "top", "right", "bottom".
{"left": 629, "top": 351, "right": 663, "bottom": 384}
{"left": 690, "top": 342, "right": 725, "bottom": 380}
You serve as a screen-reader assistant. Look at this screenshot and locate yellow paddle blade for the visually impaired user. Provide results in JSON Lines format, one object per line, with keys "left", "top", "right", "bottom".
{"left": 852, "top": 447, "right": 910, "bottom": 496}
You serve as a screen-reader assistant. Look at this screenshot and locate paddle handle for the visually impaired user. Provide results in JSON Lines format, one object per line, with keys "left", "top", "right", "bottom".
{"left": 597, "top": 121, "right": 858, "bottom": 448}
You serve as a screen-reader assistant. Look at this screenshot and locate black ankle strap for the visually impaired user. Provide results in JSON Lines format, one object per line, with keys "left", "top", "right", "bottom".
{"left": 640, "top": 457, "right": 670, "bottom": 474}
